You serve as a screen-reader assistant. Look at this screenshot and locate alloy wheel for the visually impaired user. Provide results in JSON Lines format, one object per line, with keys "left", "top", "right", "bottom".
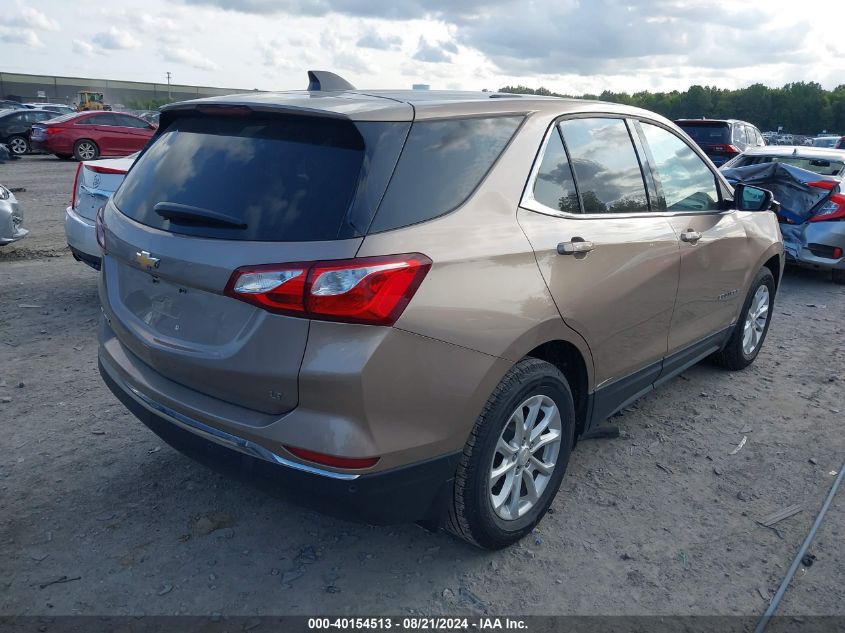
{"left": 742, "top": 285, "right": 770, "bottom": 355}
{"left": 77, "top": 142, "right": 96, "bottom": 160}
{"left": 489, "top": 394, "right": 562, "bottom": 521}
{"left": 9, "top": 137, "right": 27, "bottom": 154}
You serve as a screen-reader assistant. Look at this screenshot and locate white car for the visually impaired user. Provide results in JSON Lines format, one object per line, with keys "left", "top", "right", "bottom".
{"left": 65, "top": 153, "right": 136, "bottom": 269}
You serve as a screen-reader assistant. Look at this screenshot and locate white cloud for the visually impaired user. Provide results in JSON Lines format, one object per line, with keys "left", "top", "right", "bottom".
{"left": 357, "top": 30, "right": 402, "bottom": 50}
{"left": 92, "top": 27, "right": 142, "bottom": 50}
{"left": 0, "top": 0, "right": 843, "bottom": 95}
{"left": 160, "top": 46, "right": 219, "bottom": 71}
{"left": 0, "top": 27, "right": 43, "bottom": 47}
{"left": 413, "top": 36, "right": 454, "bottom": 63}
{"left": 72, "top": 39, "right": 97, "bottom": 57}
{"left": 0, "top": 5, "right": 60, "bottom": 31}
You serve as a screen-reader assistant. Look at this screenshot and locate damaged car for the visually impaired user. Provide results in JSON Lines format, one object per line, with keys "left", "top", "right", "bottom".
{"left": 0, "top": 183, "right": 28, "bottom": 247}
{"left": 722, "top": 153, "right": 845, "bottom": 283}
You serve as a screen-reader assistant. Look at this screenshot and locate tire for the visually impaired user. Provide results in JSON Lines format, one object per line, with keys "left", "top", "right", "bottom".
{"left": 8, "top": 135, "right": 28, "bottom": 155}
{"left": 73, "top": 139, "right": 99, "bottom": 161}
{"left": 832, "top": 269, "right": 845, "bottom": 285}
{"left": 711, "top": 268, "right": 776, "bottom": 370}
{"left": 446, "top": 358, "right": 575, "bottom": 549}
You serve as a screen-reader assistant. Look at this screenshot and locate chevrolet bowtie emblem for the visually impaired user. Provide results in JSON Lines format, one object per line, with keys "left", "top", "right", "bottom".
{"left": 135, "top": 250, "right": 161, "bottom": 270}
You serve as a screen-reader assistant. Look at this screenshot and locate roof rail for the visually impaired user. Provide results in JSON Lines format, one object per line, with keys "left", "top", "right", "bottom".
{"left": 307, "top": 71, "right": 356, "bottom": 92}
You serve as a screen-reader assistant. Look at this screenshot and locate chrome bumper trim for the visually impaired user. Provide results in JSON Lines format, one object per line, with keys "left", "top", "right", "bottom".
{"left": 107, "top": 364, "right": 359, "bottom": 481}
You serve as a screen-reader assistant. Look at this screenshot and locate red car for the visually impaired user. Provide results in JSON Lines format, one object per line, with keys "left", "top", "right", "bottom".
{"left": 30, "top": 111, "right": 156, "bottom": 161}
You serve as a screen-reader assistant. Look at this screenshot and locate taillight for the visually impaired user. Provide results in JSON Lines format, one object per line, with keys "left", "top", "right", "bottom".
{"left": 809, "top": 194, "right": 845, "bottom": 222}
{"left": 45, "top": 127, "right": 62, "bottom": 135}
{"left": 224, "top": 253, "right": 432, "bottom": 326}
{"left": 284, "top": 445, "right": 379, "bottom": 470}
{"left": 228, "top": 265, "right": 308, "bottom": 316}
{"left": 808, "top": 180, "right": 836, "bottom": 191}
{"left": 95, "top": 206, "right": 106, "bottom": 251}
{"left": 87, "top": 165, "right": 127, "bottom": 175}
{"left": 71, "top": 162, "right": 82, "bottom": 208}
{"left": 708, "top": 144, "right": 740, "bottom": 154}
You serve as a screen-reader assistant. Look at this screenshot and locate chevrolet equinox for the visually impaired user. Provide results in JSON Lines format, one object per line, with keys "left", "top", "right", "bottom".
{"left": 98, "top": 72, "right": 784, "bottom": 549}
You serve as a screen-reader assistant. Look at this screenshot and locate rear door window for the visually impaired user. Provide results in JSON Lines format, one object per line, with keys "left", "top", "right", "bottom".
{"left": 531, "top": 128, "right": 580, "bottom": 213}
{"left": 639, "top": 122, "right": 720, "bottom": 212}
{"left": 559, "top": 117, "right": 649, "bottom": 214}
{"left": 76, "top": 115, "right": 107, "bottom": 126}
{"left": 113, "top": 113, "right": 402, "bottom": 242}
{"left": 369, "top": 116, "right": 523, "bottom": 232}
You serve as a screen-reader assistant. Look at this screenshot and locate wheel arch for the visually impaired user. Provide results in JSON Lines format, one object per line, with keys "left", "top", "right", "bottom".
{"left": 523, "top": 339, "right": 590, "bottom": 437}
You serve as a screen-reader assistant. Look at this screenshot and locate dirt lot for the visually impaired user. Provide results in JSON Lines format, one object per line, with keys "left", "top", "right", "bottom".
{"left": 1, "top": 155, "right": 843, "bottom": 618}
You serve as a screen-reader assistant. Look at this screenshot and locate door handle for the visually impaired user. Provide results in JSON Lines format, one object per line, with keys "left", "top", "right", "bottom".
{"left": 557, "top": 238, "right": 594, "bottom": 255}
{"left": 680, "top": 230, "right": 702, "bottom": 243}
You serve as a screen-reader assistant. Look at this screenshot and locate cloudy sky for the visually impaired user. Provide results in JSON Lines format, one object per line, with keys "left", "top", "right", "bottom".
{"left": 1, "top": 0, "right": 844, "bottom": 94}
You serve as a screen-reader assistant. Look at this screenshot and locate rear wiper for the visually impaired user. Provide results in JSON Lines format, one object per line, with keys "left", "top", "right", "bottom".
{"left": 154, "top": 202, "right": 247, "bottom": 229}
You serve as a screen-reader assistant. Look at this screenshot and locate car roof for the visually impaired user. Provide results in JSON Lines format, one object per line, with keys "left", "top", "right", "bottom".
{"left": 675, "top": 118, "right": 753, "bottom": 126}
{"left": 740, "top": 146, "right": 845, "bottom": 160}
{"left": 160, "top": 88, "right": 671, "bottom": 123}
{"left": 0, "top": 108, "right": 53, "bottom": 116}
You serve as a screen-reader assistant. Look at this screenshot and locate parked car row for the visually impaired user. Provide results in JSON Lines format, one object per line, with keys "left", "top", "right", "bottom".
{"left": 0, "top": 108, "right": 156, "bottom": 158}
{"left": 0, "top": 109, "right": 58, "bottom": 155}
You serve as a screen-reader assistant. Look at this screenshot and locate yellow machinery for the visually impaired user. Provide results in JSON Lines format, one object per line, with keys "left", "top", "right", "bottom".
{"left": 77, "top": 90, "right": 106, "bottom": 111}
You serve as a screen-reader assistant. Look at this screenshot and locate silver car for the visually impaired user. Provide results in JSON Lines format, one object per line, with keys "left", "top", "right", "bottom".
{"left": 0, "top": 183, "right": 27, "bottom": 246}
{"left": 722, "top": 146, "right": 845, "bottom": 283}
{"left": 65, "top": 153, "right": 135, "bottom": 269}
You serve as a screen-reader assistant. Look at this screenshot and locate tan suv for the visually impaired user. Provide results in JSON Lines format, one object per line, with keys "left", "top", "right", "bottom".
{"left": 98, "top": 73, "right": 783, "bottom": 549}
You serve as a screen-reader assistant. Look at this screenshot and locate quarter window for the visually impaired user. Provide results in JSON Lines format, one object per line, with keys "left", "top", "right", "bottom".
{"left": 370, "top": 116, "right": 523, "bottom": 232}
{"left": 115, "top": 114, "right": 150, "bottom": 128}
{"left": 559, "top": 118, "right": 649, "bottom": 214}
{"left": 532, "top": 128, "right": 580, "bottom": 213}
{"left": 640, "top": 122, "right": 720, "bottom": 212}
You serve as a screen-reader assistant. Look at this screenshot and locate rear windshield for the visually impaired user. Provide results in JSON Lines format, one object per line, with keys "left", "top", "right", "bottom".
{"left": 677, "top": 122, "right": 730, "bottom": 144}
{"left": 113, "top": 113, "right": 406, "bottom": 242}
{"left": 728, "top": 155, "right": 845, "bottom": 176}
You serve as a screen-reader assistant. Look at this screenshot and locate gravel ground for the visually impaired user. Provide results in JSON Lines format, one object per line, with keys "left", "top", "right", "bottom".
{"left": 1, "top": 155, "right": 843, "bottom": 618}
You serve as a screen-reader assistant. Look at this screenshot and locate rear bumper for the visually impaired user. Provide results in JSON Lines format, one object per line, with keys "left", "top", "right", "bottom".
{"left": 65, "top": 206, "right": 101, "bottom": 268}
{"left": 781, "top": 222, "right": 845, "bottom": 271}
{"left": 99, "top": 356, "right": 461, "bottom": 526}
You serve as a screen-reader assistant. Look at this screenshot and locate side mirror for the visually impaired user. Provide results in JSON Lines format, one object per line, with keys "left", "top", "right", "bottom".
{"left": 735, "top": 183, "right": 775, "bottom": 212}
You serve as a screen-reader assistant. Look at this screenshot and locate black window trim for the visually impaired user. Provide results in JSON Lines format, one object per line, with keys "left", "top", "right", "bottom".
{"left": 521, "top": 113, "right": 654, "bottom": 219}
{"left": 522, "top": 112, "right": 737, "bottom": 219}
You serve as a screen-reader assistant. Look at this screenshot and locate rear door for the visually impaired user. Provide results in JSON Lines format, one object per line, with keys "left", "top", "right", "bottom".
{"left": 87, "top": 113, "right": 127, "bottom": 154}
{"left": 635, "top": 120, "right": 748, "bottom": 358}
{"left": 518, "top": 116, "right": 680, "bottom": 410}
{"left": 112, "top": 114, "right": 155, "bottom": 152}
{"left": 100, "top": 109, "right": 408, "bottom": 414}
